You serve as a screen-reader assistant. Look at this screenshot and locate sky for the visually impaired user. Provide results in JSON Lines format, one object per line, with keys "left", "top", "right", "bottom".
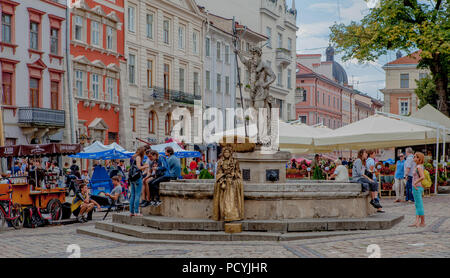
{"left": 290, "top": 0, "right": 397, "bottom": 100}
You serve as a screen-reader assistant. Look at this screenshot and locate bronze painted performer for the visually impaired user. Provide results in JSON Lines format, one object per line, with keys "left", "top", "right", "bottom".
{"left": 212, "top": 145, "right": 245, "bottom": 222}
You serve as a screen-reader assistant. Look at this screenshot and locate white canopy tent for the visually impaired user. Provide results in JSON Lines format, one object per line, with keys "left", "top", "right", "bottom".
{"left": 314, "top": 114, "right": 445, "bottom": 150}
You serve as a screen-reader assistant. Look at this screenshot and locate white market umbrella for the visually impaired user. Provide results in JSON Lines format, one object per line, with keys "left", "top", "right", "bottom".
{"left": 314, "top": 114, "right": 438, "bottom": 150}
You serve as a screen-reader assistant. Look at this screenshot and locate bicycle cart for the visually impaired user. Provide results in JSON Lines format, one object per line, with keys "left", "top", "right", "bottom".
{"left": 0, "top": 143, "right": 81, "bottom": 228}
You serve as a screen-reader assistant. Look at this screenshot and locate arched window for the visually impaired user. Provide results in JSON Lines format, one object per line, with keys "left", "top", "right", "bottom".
{"left": 165, "top": 112, "right": 172, "bottom": 135}
{"left": 149, "top": 111, "right": 157, "bottom": 134}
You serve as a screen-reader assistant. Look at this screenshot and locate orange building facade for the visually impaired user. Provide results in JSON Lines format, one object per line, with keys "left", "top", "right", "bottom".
{"left": 69, "top": 0, "right": 124, "bottom": 145}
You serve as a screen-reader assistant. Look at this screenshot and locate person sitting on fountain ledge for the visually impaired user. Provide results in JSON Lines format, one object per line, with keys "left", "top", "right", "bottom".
{"left": 352, "top": 149, "right": 385, "bottom": 213}
{"left": 148, "top": 147, "right": 181, "bottom": 207}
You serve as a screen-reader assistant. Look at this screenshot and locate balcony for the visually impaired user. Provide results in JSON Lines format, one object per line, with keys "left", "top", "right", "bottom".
{"left": 145, "top": 87, "right": 201, "bottom": 106}
{"left": 18, "top": 107, "right": 65, "bottom": 127}
{"left": 276, "top": 48, "right": 292, "bottom": 68}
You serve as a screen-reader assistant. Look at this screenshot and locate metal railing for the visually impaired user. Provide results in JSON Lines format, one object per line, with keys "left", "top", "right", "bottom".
{"left": 18, "top": 107, "right": 65, "bottom": 127}
{"left": 146, "top": 87, "right": 201, "bottom": 105}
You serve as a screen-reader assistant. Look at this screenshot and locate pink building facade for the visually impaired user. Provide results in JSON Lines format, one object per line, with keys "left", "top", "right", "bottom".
{"left": 295, "top": 62, "right": 346, "bottom": 129}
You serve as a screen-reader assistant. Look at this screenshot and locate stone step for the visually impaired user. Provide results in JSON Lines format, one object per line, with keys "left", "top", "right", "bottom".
{"left": 77, "top": 221, "right": 365, "bottom": 242}
{"left": 111, "top": 213, "right": 404, "bottom": 233}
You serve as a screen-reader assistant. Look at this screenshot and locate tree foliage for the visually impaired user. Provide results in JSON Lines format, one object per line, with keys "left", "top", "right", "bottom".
{"left": 415, "top": 75, "right": 438, "bottom": 108}
{"left": 329, "top": 0, "right": 450, "bottom": 115}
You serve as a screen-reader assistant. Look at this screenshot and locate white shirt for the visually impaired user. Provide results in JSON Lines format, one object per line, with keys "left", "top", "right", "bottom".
{"left": 334, "top": 165, "right": 349, "bottom": 182}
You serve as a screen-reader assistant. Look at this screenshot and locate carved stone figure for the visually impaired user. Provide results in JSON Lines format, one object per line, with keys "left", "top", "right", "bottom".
{"left": 235, "top": 45, "right": 276, "bottom": 145}
{"left": 212, "top": 145, "right": 245, "bottom": 222}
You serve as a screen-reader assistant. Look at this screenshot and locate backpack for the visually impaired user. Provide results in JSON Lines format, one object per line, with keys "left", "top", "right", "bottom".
{"left": 421, "top": 169, "right": 432, "bottom": 188}
{"left": 128, "top": 160, "right": 142, "bottom": 182}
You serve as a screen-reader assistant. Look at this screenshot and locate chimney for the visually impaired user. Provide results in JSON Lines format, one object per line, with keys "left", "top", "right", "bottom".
{"left": 396, "top": 51, "right": 403, "bottom": 60}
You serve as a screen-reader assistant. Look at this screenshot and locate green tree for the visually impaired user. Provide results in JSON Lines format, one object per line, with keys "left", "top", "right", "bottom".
{"left": 330, "top": 0, "right": 450, "bottom": 116}
{"left": 415, "top": 75, "right": 438, "bottom": 108}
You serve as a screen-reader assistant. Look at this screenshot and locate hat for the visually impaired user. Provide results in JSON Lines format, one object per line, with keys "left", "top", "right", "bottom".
{"left": 399, "top": 153, "right": 404, "bottom": 157}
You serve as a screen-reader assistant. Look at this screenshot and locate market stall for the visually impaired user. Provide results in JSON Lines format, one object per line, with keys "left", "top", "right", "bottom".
{"left": 0, "top": 143, "right": 81, "bottom": 227}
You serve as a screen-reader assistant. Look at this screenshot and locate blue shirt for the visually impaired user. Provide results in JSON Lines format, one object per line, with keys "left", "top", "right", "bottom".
{"left": 167, "top": 155, "right": 181, "bottom": 178}
{"left": 395, "top": 160, "right": 405, "bottom": 179}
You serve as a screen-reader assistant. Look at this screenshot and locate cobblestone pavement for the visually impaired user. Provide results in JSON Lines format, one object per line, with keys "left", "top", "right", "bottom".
{"left": 1, "top": 194, "right": 449, "bottom": 258}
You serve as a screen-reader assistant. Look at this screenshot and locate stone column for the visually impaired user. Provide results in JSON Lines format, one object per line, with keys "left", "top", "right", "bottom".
{"left": 118, "top": 59, "right": 133, "bottom": 150}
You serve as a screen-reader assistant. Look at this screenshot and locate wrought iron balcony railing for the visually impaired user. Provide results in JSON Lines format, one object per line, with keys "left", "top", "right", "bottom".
{"left": 18, "top": 107, "right": 65, "bottom": 127}
{"left": 146, "top": 87, "right": 201, "bottom": 105}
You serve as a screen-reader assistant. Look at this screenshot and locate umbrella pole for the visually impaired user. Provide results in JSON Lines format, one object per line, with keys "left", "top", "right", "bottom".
{"left": 435, "top": 128, "right": 439, "bottom": 195}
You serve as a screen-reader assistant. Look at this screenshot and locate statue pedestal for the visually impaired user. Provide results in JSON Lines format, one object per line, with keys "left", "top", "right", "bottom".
{"left": 224, "top": 223, "right": 242, "bottom": 234}
{"left": 235, "top": 150, "right": 291, "bottom": 183}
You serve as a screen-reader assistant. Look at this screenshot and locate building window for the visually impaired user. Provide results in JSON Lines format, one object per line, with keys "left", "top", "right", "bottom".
{"left": 2, "top": 72, "right": 12, "bottom": 105}
{"left": 193, "top": 31, "right": 198, "bottom": 54}
{"left": 179, "top": 68, "right": 185, "bottom": 92}
{"left": 163, "top": 64, "right": 170, "bottom": 96}
{"left": 129, "top": 54, "right": 135, "bottom": 84}
{"left": 147, "top": 60, "right": 153, "bottom": 88}
{"left": 287, "top": 103, "right": 292, "bottom": 119}
{"left": 30, "top": 22, "right": 39, "bottom": 50}
{"left": 91, "top": 21, "right": 100, "bottom": 46}
{"left": 193, "top": 72, "right": 199, "bottom": 96}
{"left": 106, "top": 77, "right": 115, "bottom": 102}
{"left": 75, "top": 70, "right": 83, "bottom": 97}
{"left": 333, "top": 96, "right": 336, "bottom": 108}
{"left": 92, "top": 74, "right": 99, "bottom": 99}
{"left": 277, "top": 99, "right": 283, "bottom": 118}
{"left": 400, "top": 73, "right": 409, "bottom": 88}
{"left": 128, "top": 6, "right": 135, "bottom": 32}
{"left": 217, "top": 74, "right": 221, "bottom": 93}
{"left": 146, "top": 14, "right": 153, "bottom": 39}
{"left": 328, "top": 95, "right": 330, "bottom": 106}
{"left": 277, "top": 66, "right": 282, "bottom": 86}
{"left": 216, "top": 41, "right": 221, "bottom": 61}
{"left": 74, "top": 16, "right": 83, "bottom": 41}
{"left": 149, "top": 111, "right": 156, "bottom": 134}
{"left": 50, "top": 28, "right": 59, "bottom": 55}
{"left": 163, "top": 20, "right": 169, "bottom": 44}
{"left": 323, "top": 93, "right": 325, "bottom": 105}
{"left": 288, "top": 38, "right": 292, "bottom": 51}
{"left": 30, "top": 78, "right": 39, "bottom": 108}
{"left": 178, "top": 26, "right": 184, "bottom": 49}
{"left": 106, "top": 26, "right": 114, "bottom": 50}
{"left": 277, "top": 33, "right": 282, "bottom": 48}
{"left": 266, "top": 27, "right": 272, "bottom": 48}
{"left": 165, "top": 113, "right": 172, "bottom": 135}
{"left": 225, "top": 45, "right": 230, "bottom": 63}
{"left": 206, "top": 71, "right": 211, "bottom": 91}
{"left": 287, "top": 69, "right": 292, "bottom": 89}
{"left": 51, "top": 81, "right": 59, "bottom": 110}
{"left": 399, "top": 99, "right": 409, "bottom": 115}
{"left": 130, "top": 108, "right": 136, "bottom": 132}
{"left": 225, "top": 76, "right": 230, "bottom": 94}
{"left": 205, "top": 37, "right": 210, "bottom": 57}
{"left": 2, "top": 14, "right": 12, "bottom": 43}
{"left": 108, "top": 132, "right": 118, "bottom": 144}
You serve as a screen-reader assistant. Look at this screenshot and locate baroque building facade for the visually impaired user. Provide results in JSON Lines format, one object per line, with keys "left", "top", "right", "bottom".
{"left": 0, "top": 0, "right": 67, "bottom": 145}
{"left": 69, "top": 0, "right": 125, "bottom": 147}
{"left": 195, "top": 0, "right": 298, "bottom": 122}
{"left": 123, "top": 0, "right": 204, "bottom": 150}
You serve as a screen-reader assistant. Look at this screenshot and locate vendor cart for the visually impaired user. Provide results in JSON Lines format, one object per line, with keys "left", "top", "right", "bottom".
{"left": 0, "top": 143, "right": 81, "bottom": 226}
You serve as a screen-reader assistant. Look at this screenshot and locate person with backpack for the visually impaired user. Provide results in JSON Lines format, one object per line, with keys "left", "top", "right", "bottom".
{"left": 128, "top": 147, "right": 148, "bottom": 216}
{"left": 409, "top": 152, "right": 427, "bottom": 228}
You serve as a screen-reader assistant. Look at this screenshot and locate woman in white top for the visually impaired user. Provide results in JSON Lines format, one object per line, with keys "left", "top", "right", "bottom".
{"left": 329, "top": 159, "right": 349, "bottom": 182}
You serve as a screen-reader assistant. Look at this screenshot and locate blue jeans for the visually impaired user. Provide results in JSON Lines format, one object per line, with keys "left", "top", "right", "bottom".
{"left": 129, "top": 177, "right": 143, "bottom": 214}
{"left": 405, "top": 176, "right": 415, "bottom": 202}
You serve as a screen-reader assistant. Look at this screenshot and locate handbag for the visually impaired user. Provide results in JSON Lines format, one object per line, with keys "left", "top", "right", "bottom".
{"left": 364, "top": 169, "right": 373, "bottom": 180}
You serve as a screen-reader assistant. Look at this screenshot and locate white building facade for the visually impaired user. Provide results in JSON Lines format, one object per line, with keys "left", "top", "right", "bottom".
{"left": 196, "top": 0, "right": 298, "bottom": 121}
{"left": 0, "top": 0, "right": 67, "bottom": 145}
{"left": 123, "top": 0, "right": 205, "bottom": 150}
